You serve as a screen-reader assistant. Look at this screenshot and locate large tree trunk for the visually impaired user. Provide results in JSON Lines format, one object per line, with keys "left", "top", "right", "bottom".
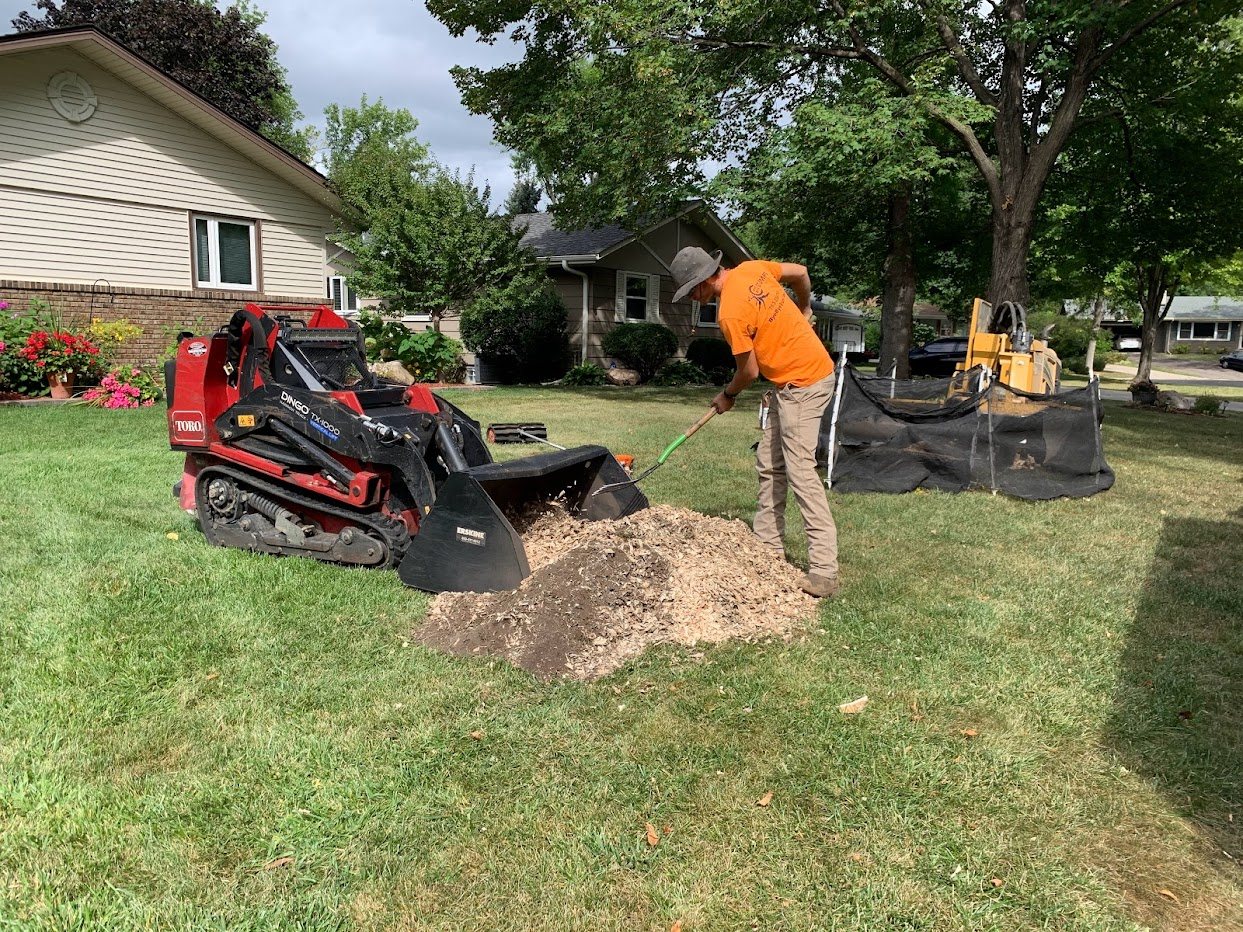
{"left": 987, "top": 202, "right": 1035, "bottom": 307}
{"left": 1083, "top": 296, "right": 1107, "bottom": 375}
{"left": 879, "top": 184, "right": 916, "bottom": 379}
{"left": 1135, "top": 263, "right": 1177, "bottom": 383}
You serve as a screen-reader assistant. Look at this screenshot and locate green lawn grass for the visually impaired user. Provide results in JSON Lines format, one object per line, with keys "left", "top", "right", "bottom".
{"left": 1, "top": 390, "right": 1240, "bottom": 931}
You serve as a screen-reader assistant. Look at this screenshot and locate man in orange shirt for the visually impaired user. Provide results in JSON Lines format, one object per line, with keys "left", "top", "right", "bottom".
{"left": 671, "top": 246, "right": 840, "bottom": 598}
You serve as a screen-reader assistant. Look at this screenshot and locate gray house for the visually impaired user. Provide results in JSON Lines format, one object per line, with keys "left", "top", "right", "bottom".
{"left": 433, "top": 201, "right": 753, "bottom": 375}
{"left": 1159, "top": 296, "right": 1243, "bottom": 353}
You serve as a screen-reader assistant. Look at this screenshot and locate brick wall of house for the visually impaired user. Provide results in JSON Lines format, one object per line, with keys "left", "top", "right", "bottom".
{"left": 1, "top": 279, "right": 329, "bottom": 366}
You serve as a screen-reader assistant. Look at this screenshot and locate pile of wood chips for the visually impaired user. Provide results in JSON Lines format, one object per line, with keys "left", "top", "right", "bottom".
{"left": 415, "top": 504, "right": 817, "bottom": 681}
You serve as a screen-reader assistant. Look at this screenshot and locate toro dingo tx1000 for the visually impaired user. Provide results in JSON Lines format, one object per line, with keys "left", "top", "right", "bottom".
{"left": 166, "top": 304, "right": 646, "bottom": 592}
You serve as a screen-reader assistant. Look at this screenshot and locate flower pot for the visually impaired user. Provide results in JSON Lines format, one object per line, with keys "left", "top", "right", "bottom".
{"left": 47, "top": 371, "right": 75, "bottom": 399}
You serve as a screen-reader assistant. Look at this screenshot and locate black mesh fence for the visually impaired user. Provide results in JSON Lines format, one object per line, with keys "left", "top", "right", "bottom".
{"left": 821, "top": 366, "right": 1114, "bottom": 499}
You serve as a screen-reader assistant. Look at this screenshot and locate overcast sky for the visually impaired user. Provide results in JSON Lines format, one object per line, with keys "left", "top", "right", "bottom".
{"left": 1, "top": 0, "right": 522, "bottom": 205}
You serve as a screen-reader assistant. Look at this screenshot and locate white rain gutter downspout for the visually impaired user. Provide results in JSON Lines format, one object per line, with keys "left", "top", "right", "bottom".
{"left": 561, "top": 260, "right": 591, "bottom": 364}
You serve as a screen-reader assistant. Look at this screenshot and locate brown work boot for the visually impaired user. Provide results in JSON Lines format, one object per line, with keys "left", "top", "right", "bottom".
{"left": 799, "top": 573, "right": 840, "bottom": 599}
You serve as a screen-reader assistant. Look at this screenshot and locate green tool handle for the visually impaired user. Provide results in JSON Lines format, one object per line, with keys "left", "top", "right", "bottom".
{"left": 656, "top": 408, "right": 717, "bottom": 465}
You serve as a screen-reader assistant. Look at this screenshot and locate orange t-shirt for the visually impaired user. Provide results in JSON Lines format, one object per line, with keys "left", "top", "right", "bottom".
{"left": 717, "top": 261, "right": 833, "bottom": 387}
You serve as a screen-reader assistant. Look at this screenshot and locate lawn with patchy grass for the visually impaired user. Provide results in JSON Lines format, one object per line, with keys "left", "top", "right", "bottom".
{"left": 1, "top": 389, "right": 1240, "bottom": 931}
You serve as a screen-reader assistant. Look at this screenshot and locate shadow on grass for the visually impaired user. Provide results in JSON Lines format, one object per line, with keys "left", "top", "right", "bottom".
{"left": 1103, "top": 402, "right": 1243, "bottom": 471}
{"left": 1109, "top": 512, "right": 1243, "bottom": 862}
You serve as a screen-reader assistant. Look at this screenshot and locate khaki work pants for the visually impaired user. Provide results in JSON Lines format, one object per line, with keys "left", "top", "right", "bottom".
{"left": 753, "top": 375, "right": 839, "bottom": 579}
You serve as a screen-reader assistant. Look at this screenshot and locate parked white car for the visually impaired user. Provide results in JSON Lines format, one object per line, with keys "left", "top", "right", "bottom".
{"left": 1115, "top": 335, "right": 1142, "bottom": 351}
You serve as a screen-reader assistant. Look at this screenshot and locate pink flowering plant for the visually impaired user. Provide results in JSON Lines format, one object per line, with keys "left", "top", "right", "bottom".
{"left": 78, "top": 366, "right": 163, "bottom": 408}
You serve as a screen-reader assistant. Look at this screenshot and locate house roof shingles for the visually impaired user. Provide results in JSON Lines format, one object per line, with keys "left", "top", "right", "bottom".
{"left": 512, "top": 213, "right": 632, "bottom": 259}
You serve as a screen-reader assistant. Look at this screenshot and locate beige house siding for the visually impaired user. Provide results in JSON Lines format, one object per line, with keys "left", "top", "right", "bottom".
{"left": 0, "top": 45, "right": 332, "bottom": 296}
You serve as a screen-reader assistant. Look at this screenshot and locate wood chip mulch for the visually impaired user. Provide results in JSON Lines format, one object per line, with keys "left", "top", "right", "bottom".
{"left": 414, "top": 504, "right": 817, "bottom": 681}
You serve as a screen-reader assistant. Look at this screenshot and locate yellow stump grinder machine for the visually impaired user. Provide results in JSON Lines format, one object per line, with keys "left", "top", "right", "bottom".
{"left": 165, "top": 304, "right": 646, "bottom": 592}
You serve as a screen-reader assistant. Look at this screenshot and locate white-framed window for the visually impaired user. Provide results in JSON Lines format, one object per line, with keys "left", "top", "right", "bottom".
{"left": 193, "top": 215, "right": 257, "bottom": 289}
{"left": 326, "top": 276, "right": 359, "bottom": 313}
{"left": 615, "top": 271, "right": 660, "bottom": 322}
{"left": 693, "top": 298, "right": 719, "bottom": 328}
{"left": 1176, "top": 321, "right": 1230, "bottom": 340}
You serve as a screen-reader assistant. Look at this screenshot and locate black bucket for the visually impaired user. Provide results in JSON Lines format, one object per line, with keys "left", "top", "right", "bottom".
{"left": 398, "top": 445, "right": 647, "bottom": 593}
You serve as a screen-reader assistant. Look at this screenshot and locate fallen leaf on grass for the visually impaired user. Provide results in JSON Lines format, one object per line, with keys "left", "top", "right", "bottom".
{"left": 910, "top": 701, "right": 924, "bottom": 722}
{"left": 645, "top": 823, "right": 659, "bottom": 847}
{"left": 849, "top": 852, "right": 864, "bottom": 863}
{"left": 990, "top": 878, "right": 1004, "bottom": 888}
{"left": 469, "top": 730, "right": 484, "bottom": 740}
{"left": 663, "top": 825, "right": 672, "bottom": 834}
{"left": 263, "top": 856, "right": 293, "bottom": 870}
{"left": 1158, "top": 889, "right": 1180, "bottom": 903}
{"left": 961, "top": 728, "right": 979, "bottom": 739}
{"left": 1178, "top": 709, "right": 1193, "bottom": 721}
{"left": 671, "top": 922, "right": 683, "bottom": 932}
{"left": 838, "top": 695, "right": 869, "bottom": 714}
{"left": 757, "top": 791, "right": 773, "bottom": 808}
{"left": 205, "top": 672, "right": 219, "bottom": 681}
{"left": 166, "top": 532, "right": 179, "bottom": 540}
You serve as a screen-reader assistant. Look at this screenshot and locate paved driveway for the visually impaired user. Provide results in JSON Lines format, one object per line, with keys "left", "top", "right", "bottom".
{"left": 1106, "top": 354, "right": 1243, "bottom": 386}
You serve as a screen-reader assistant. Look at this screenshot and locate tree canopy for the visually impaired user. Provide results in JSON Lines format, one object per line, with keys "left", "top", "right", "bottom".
{"left": 12, "top": 0, "right": 314, "bottom": 160}
{"left": 324, "top": 98, "right": 551, "bottom": 334}
{"left": 430, "top": 0, "right": 1240, "bottom": 306}
{"left": 1034, "top": 13, "right": 1243, "bottom": 380}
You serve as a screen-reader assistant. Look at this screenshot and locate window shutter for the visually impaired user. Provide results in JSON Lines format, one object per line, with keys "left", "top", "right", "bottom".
{"left": 217, "top": 222, "right": 253, "bottom": 286}
{"left": 648, "top": 274, "right": 660, "bottom": 321}
{"left": 194, "top": 218, "right": 211, "bottom": 283}
{"left": 329, "top": 276, "right": 344, "bottom": 310}
{"left": 615, "top": 270, "right": 627, "bottom": 322}
{"left": 346, "top": 283, "right": 358, "bottom": 311}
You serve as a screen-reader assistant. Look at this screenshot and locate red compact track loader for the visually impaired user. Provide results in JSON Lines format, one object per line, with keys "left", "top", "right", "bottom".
{"left": 165, "top": 304, "right": 646, "bottom": 592}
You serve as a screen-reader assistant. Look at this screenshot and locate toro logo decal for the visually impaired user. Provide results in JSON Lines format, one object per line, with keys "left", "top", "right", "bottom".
{"left": 187, "top": 341, "right": 207, "bottom": 358}
{"left": 309, "top": 412, "right": 340, "bottom": 442}
{"left": 280, "top": 390, "right": 310, "bottom": 418}
{"left": 171, "top": 410, "right": 206, "bottom": 442}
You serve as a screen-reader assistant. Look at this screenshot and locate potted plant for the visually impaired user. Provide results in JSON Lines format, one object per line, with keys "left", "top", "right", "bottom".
{"left": 1128, "top": 377, "right": 1159, "bottom": 406}
{"left": 17, "top": 330, "right": 101, "bottom": 398}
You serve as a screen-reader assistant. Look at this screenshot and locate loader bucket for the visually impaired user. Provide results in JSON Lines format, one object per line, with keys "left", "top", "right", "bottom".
{"left": 398, "top": 445, "right": 647, "bottom": 593}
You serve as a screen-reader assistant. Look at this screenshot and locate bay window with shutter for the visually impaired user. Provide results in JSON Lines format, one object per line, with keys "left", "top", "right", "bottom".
{"left": 326, "top": 275, "right": 359, "bottom": 313}
{"left": 693, "top": 298, "right": 719, "bottom": 329}
{"left": 615, "top": 270, "right": 661, "bottom": 322}
{"left": 192, "top": 215, "right": 257, "bottom": 290}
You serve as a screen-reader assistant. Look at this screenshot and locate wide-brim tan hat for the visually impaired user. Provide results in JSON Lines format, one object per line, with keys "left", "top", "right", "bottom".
{"left": 671, "top": 246, "right": 723, "bottom": 303}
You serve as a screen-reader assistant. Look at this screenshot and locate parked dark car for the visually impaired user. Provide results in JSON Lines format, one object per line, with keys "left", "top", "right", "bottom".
{"left": 1220, "top": 349, "right": 1243, "bottom": 372}
{"left": 908, "top": 336, "right": 969, "bottom": 377}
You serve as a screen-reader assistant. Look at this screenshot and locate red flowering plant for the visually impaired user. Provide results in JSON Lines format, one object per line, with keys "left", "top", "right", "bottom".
{"left": 18, "top": 330, "right": 101, "bottom": 379}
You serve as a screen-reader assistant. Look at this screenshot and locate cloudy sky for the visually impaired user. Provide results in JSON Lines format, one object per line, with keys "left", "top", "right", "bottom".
{"left": 1, "top": 0, "right": 522, "bottom": 204}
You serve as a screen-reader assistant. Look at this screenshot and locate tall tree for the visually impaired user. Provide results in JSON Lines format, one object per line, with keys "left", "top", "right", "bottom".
{"left": 12, "top": 0, "right": 314, "bottom": 160}
{"left": 430, "top": 0, "right": 1237, "bottom": 306}
{"left": 502, "top": 153, "right": 543, "bottom": 215}
{"left": 325, "top": 98, "right": 546, "bottom": 331}
{"left": 1035, "top": 13, "right": 1243, "bottom": 381}
{"left": 721, "top": 84, "right": 989, "bottom": 376}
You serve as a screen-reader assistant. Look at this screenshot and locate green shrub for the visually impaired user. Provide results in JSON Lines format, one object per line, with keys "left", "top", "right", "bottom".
{"left": 912, "top": 322, "right": 938, "bottom": 346}
{"left": 397, "top": 330, "right": 464, "bottom": 383}
{"left": 460, "top": 282, "right": 569, "bottom": 384}
{"left": 1172, "top": 343, "right": 1191, "bottom": 354}
{"left": 561, "top": 362, "right": 607, "bottom": 386}
{"left": 1063, "top": 355, "right": 1087, "bottom": 375}
{"left": 652, "top": 360, "right": 709, "bottom": 386}
{"left": 686, "top": 337, "right": 735, "bottom": 386}
{"left": 601, "top": 322, "right": 678, "bottom": 383}
{"left": 355, "top": 310, "right": 464, "bottom": 382}
{"left": 1199, "top": 345, "right": 1216, "bottom": 354}
{"left": 1194, "top": 394, "right": 1226, "bottom": 415}
{"left": 686, "top": 337, "right": 734, "bottom": 371}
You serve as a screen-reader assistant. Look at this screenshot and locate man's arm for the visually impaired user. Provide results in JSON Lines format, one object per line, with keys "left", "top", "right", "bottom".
{"left": 779, "top": 262, "right": 812, "bottom": 319}
{"left": 711, "top": 350, "right": 759, "bottom": 413}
